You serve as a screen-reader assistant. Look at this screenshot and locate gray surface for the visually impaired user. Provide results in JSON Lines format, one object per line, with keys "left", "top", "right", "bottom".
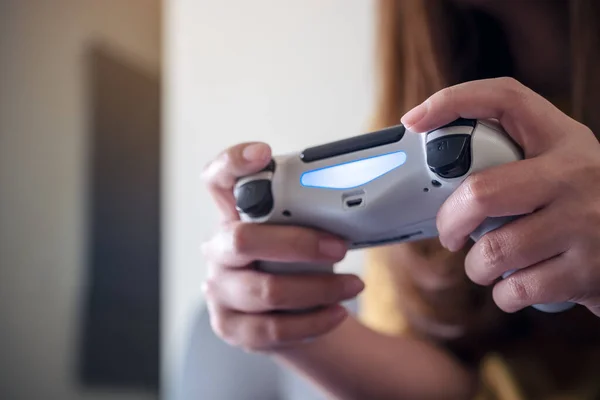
{"left": 180, "top": 300, "right": 358, "bottom": 400}
{"left": 233, "top": 120, "right": 564, "bottom": 313}
{"left": 236, "top": 120, "right": 522, "bottom": 255}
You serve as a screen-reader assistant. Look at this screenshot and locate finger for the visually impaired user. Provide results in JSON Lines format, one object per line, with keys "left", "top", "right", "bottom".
{"left": 207, "top": 300, "right": 348, "bottom": 352}
{"left": 201, "top": 222, "right": 348, "bottom": 268}
{"left": 437, "top": 156, "right": 558, "bottom": 251}
{"left": 401, "top": 77, "right": 569, "bottom": 156}
{"left": 586, "top": 304, "right": 600, "bottom": 318}
{"left": 202, "top": 142, "right": 272, "bottom": 221}
{"left": 492, "top": 253, "right": 578, "bottom": 313}
{"left": 205, "top": 268, "right": 364, "bottom": 313}
{"left": 465, "top": 205, "right": 570, "bottom": 286}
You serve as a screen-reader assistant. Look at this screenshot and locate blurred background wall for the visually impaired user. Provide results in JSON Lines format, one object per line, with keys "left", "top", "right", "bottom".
{"left": 162, "top": 0, "right": 375, "bottom": 398}
{"left": 0, "top": 0, "right": 379, "bottom": 398}
{"left": 0, "top": 1, "right": 160, "bottom": 399}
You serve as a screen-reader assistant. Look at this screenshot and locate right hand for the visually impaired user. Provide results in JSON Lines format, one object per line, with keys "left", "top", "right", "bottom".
{"left": 201, "top": 142, "right": 365, "bottom": 353}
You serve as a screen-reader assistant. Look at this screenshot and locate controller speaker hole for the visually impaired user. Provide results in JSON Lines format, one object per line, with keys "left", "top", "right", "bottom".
{"left": 431, "top": 180, "right": 442, "bottom": 187}
{"left": 423, "top": 188, "right": 429, "bottom": 192}
{"left": 282, "top": 210, "right": 292, "bottom": 217}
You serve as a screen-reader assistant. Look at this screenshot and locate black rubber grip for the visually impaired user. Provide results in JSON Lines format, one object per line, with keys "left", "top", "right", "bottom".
{"left": 300, "top": 125, "right": 405, "bottom": 163}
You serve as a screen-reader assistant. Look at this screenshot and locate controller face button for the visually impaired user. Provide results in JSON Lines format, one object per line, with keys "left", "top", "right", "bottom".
{"left": 234, "top": 179, "right": 274, "bottom": 218}
{"left": 426, "top": 134, "right": 472, "bottom": 179}
{"left": 300, "top": 125, "right": 405, "bottom": 163}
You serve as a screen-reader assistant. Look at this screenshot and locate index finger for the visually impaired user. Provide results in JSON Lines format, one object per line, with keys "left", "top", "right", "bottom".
{"left": 400, "top": 77, "right": 569, "bottom": 157}
{"left": 202, "top": 142, "right": 272, "bottom": 221}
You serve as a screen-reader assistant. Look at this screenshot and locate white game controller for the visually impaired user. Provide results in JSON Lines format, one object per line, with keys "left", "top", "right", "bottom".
{"left": 233, "top": 118, "right": 574, "bottom": 313}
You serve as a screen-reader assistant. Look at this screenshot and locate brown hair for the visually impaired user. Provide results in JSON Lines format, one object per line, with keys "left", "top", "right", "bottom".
{"left": 370, "top": 0, "right": 600, "bottom": 130}
{"left": 364, "top": 0, "right": 600, "bottom": 350}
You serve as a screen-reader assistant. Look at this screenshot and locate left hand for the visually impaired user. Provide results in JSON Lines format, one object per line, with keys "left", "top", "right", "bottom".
{"left": 401, "top": 77, "right": 600, "bottom": 316}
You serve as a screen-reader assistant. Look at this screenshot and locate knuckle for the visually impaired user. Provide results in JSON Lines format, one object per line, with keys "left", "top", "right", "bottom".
{"left": 203, "top": 147, "right": 238, "bottom": 185}
{"left": 498, "top": 76, "right": 520, "bottom": 91}
{"left": 498, "top": 76, "right": 520, "bottom": 89}
{"left": 243, "top": 318, "right": 281, "bottom": 352}
{"left": 246, "top": 317, "right": 285, "bottom": 349}
{"left": 230, "top": 223, "right": 252, "bottom": 254}
{"left": 499, "top": 77, "right": 527, "bottom": 104}
{"left": 258, "top": 274, "right": 286, "bottom": 308}
{"left": 262, "top": 318, "right": 287, "bottom": 344}
{"left": 505, "top": 276, "right": 534, "bottom": 304}
{"left": 286, "top": 228, "right": 316, "bottom": 256}
{"left": 200, "top": 153, "right": 217, "bottom": 180}
{"left": 463, "top": 174, "right": 492, "bottom": 211}
{"left": 221, "top": 148, "right": 237, "bottom": 171}
{"left": 575, "top": 122, "right": 595, "bottom": 139}
{"left": 479, "top": 233, "right": 507, "bottom": 272}
{"left": 201, "top": 151, "right": 225, "bottom": 182}
{"left": 434, "top": 86, "right": 455, "bottom": 106}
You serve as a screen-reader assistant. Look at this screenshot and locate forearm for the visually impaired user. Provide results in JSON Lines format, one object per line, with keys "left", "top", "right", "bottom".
{"left": 273, "top": 314, "right": 478, "bottom": 400}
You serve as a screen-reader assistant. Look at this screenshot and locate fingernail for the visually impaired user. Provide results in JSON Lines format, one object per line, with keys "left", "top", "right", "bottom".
{"left": 243, "top": 143, "right": 270, "bottom": 162}
{"left": 401, "top": 100, "right": 429, "bottom": 129}
{"left": 342, "top": 277, "right": 364, "bottom": 297}
{"left": 318, "top": 238, "right": 347, "bottom": 259}
{"left": 446, "top": 239, "right": 462, "bottom": 253}
{"left": 331, "top": 305, "right": 348, "bottom": 321}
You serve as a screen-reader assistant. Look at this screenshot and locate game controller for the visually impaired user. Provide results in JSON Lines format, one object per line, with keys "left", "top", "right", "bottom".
{"left": 233, "top": 118, "right": 574, "bottom": 313}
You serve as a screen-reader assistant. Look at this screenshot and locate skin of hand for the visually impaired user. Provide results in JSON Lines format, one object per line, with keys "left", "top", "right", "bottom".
{"left": 401, "top": 77, "right": 600, "bottom": 316}
{"left": 199, "top": 141, "right": 470, "bottom": 351}
{"left": 200, "top": 141, "right": 365, "bottom": 352}
{"left": 200, "top": 142, "right": 477, "bottom": 400}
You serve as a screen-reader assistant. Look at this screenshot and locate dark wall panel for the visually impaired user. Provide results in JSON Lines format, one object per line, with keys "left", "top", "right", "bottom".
{"left": 79, "top": 44, "right": 160, "bottom": 391}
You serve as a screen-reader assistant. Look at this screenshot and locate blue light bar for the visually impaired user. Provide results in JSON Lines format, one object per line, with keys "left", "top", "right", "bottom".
{"left": 300, "top": 151, "right": 407, "bottom": 190}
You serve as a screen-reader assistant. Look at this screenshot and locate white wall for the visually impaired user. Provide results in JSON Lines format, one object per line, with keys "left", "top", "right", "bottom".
{"left": 163, "top": 1, "right": 375, "bottom": 398}
{"left": 0, "top": 1, "right": 159, "bottom": 399}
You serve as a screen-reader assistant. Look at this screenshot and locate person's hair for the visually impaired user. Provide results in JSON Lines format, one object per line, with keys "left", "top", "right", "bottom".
{"left": 370, "top": 0, "right": 600, "bottom": 132}
{"left": 363, "top": 0, "right": 600, "bottom": 351}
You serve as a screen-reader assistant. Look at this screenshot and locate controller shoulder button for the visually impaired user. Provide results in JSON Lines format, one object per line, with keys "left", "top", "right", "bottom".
{"left": 426, "top": 134, "right": 472, "bottom": 179}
